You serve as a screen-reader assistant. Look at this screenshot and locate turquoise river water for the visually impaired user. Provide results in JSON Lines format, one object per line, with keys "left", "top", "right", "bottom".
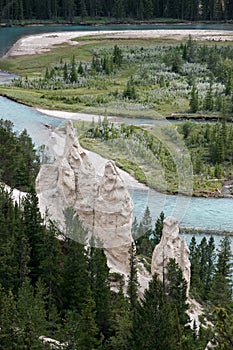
{"left": 0, "top": 24, "right": 232, "bottom": 237}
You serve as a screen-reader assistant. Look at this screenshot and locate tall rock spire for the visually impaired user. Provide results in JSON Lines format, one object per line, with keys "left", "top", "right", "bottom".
{"left": 36, "top": 121, "right": 133, "bottom": 273}
{"left": 151, "top": 216, "right": 191, "bottom": 296}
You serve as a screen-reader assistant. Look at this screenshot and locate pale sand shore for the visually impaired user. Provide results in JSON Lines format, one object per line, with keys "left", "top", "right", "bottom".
{"left": 37, "top": 107, "right": 112, "bottom": 122}
{"left": 5, "top": 29, "right": 233, "bottom": 57}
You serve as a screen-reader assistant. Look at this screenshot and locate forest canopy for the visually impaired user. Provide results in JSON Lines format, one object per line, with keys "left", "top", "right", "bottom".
{"left": 0, "top": 119, "right": 40, "bottom": 191}
{"left": 0, "top": 0, "right": 232, "bottom": 23}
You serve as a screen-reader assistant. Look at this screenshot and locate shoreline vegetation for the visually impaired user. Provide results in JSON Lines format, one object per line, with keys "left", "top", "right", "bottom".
{"left": 180, "top": 227, "right": 233, "bottom": 236}
{"left": 0, "top": 16, "right": 233, "bottom": 27}
{"left": 0, "top": 27, "right": 232, "bottom": 198}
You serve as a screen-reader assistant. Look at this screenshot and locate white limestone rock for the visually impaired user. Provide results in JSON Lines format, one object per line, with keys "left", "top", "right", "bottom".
{"left": 151, "top": 216, "right": 191, "bottom": 295}
{"left": 36, "top": 121, "right": 133, "bottom": 273}
{"left": 2, "top": 184, "right": 26, "bottom": 204}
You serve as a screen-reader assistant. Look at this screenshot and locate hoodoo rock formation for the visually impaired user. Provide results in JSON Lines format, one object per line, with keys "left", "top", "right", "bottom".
{"left": 36, "top": 122, "right": 133, "bottom": 273}
{"left": 151, "top": 216, "right": 191, "bottom": 296}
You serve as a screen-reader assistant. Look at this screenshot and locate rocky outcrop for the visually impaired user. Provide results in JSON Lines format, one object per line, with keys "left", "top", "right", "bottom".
{"left": 36, "top": 121, "right": 133, "bottom": 273}
{"left": 151, "top": 216, "right": 191, "bottom": 295}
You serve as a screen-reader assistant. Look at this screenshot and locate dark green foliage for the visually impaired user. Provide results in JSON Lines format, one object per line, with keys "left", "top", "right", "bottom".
{"left": 209, "top": 236, "right": 233, "bottom": 310}
{"left": 108, "top": 287, "right": 132, "bottom": 350}
{"left": 127, "top": 243, "right": 139, "bottom": 310}
{"left": 0, "top": 114, "right": 232, "bottom": 348}
{"left": 189, "top": 84, "right": 199, "bottom": 113}
{"left": 113, "top": 45, "right": 123, "bottom": 67}
{"left": 0, "top": 281, "right": 50, "bottom": 349}
{"left": 165, "top": 49, "right": 183, "bottom": 73}
{"left": 123, "top": 76, "right": 137, "bottom": 100}
{"left": 88, "top": 241, "right": 112, "bottom": 339}
{"left": 77, "top": 61, "right": 84, "bottom": 75}
{"left": 0, "top": 119, "right": 39, "bottom": 191}
{"left": 135, "top": 206, "right": 153, "bottom": 256}
{"left": 211, "top": 306, "right": 233, "bottom": 349}
{"left": 0, "top": 186, "right": 22, "bottom": 292}
{"left": 130, "top": 274, "right": 182, "bottom": 350}
{"left": 62, "top": 290, "right": 101, "bottom": 350}
{"left": 70, "top": 55, "right": 78, "bottom": 83}
{"left": 204, "top": 81, "right": 214, "bottom": 111}
{"left": 16, "top": 279, "right": 47, "bottom": 341}
{"left": 63, "top": 62, "right": 68, "bottom": 82}
{"left": 165, "top": 259, "right": 189, "bottom": 326}
{"left": 135, "top": 210, "right": 164, "bottom": 257}
{"left": 61, "top": 237, "right": 89, "bottom": 313}
{"left": 189, "top": 235, "right": 216, "bottom": 301}
{"left": 178, "top": 120, "right": 233, "bottom": 179}
{"left": 154, "top": 211, "right": 164, "bottom": 246}
{"left": 0, "top": 287, "right": 19, "bottom": 349}
{"left": 21, "top": 190, "right": 46, "bottom": 286}
{"left": 38, "top": 220, "right": 63, "bottom": 310}
{"left": 1, "top": 0, "right": 232, "bottom": 22}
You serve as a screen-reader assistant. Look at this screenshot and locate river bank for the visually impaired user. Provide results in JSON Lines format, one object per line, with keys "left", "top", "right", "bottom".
{"left": 1, "top": 27, "right": 233, "bottom": 200}
{"left": 1, "top": 92, "right": 232, "bottom": 232}
{"left": 4, "top": 28, "right": 233, "bottom": 58}
{"left": 35, "top": 106, "right": 232, "bottom": 199}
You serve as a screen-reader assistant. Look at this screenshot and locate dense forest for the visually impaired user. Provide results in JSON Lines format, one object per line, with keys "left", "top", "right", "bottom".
{"left": 0, "top": 120, "right": 232, "bottom": 349}
{"left": 0, "top": 0, "right": 232, "bottom": 23}
{"left": 0, "top": 119, "right": 40, "bottom": 191}
{"left": 0, "top": 186, "right": 232, "bottom": 349}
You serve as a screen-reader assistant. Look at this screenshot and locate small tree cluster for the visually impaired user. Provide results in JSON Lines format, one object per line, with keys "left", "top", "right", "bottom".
{"left": 0, "top": 119, "right": 40, "bottom": 191}
{"left": 133, "top": 208, "right": 164, "bottom": 257}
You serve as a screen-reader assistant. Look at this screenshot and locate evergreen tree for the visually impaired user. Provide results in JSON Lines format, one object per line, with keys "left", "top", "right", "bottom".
{"left": 123, "top": 76, "right": 137, "bottom": 100}
{"left": 189, "top": 235, "right": 216, "bottom": 301}
{"left": 77, "top": 61, "right": 84, "bottom": 75}
{"left": 63, "top": 289, "right": 100, "bottom": 350}
{"left": 210, "top": 236, "right": 233, "bottom": 310}
{"left": 127, "top": 243, "right": 139, "bottom": 310}
{"left": 153, "top": 211, "right": 164, "bottom": 246}
{"left": 63, "top": 62, "right": 68, "bottom": 82}
{"left": 0, "top": 287, "right": 19, "bottom": 349}
{"left": 17, "top": 129, "right": 40, "bottom": 191}
{"left": 189, "top": 84, "right": 199, "bottom": 113}
{"left": 166, "top": 258, "right": 189, "bottom": 326}
{"left": 103, "top": 55, "right": 112, "bottom": 74}
{"left": 189, "top": 236, "right": 201, "bottom": 294}
{"left": 61, "top": 238, "right": 89, "bottom": 313}
{"left": 76, "top": 289, "right": 101, "bottom": 350}
{"left": 45, "top": 67, "right": 50, "bottom": 80}
{"left": 140, "top": 205, "right": 152, "bottom": 234}
{"left": 0, "top": 187, "right": 20, "bottom": 292}
{"left": 109, "top": 287, "right": 132, "bottom": 350}
{"left": 113, "top": 45, "right": 123, "bottom": 67}
{"left": 211, "top": 306, "right": 233, "bottom": 350}
{"left": 70, "top": 55, "right": 78, "bottom": 83}
{"left": 203, "top": 236, "right": 216, "bottom": 298}
{"left": 22, "top": 189, "right": 46, "bottom": 286}
{"left": 225, "top": 72, "right": 232, "bottom": 96}
{"left": 16, "top": 279, "right": 48, "bottom": 349}
{"left": 79, "top": 0, "right": 87, "bottom": 19}
{"left": 135, "top": 206, "right": 154, "bottom": 256}
{"left": 204, "top": 80, "right": 214, "bottom": 111}
{"left": 61, "top": 209, "right": 89, "bottom": 313}
{"left": 38, "top": 220, "right": 63, "bottom": 311}
{"left": 130, "top": 274, "right": 182, "bottom": 350}
{"left": 88, "top": 241, "right": 112, "bottom": 340}
{"left": 143, "top": 0, "right": 153, "bottom": 19}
